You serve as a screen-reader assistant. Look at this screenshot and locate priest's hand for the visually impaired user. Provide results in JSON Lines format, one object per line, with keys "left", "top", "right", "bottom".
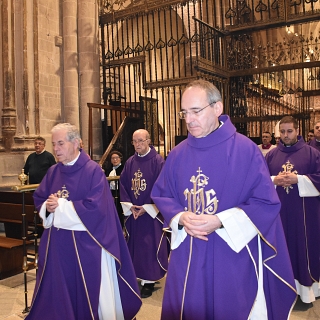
{"left": 46, "top": 193, "right": 59, "bottom": 213}
{"left": 274, "top": 173, "right": 291, "bottom": 187}
{"left": 274, "top": 172, "right": 297, "bottom": 187}
{"left": 130, "top": 205, "right": 146, "bottom": 219}
{"left": 179, "top": 212, "right": 222, "bottom": 241}
{"left": 283, "top": 172, "right": 298, "bottom": 185}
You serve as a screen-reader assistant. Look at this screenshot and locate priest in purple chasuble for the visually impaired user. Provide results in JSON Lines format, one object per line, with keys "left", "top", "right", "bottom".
{"left": 120, "top": 129, "right": 169, "bottom": 298}
{"left": 26, "top": 123, "right": 141, "bottom": 320}
{"left": 265, "top": 115, "right": 320, "bottom": 304}
{"left": 151, "top": 80, "right": 297, "bottom": 320}
{"left": 308, "top": 121, "right": 320, "bottom": 152}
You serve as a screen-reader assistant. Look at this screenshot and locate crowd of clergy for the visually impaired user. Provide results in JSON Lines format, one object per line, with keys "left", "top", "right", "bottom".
{"left": 22, "top": 80, "right": 320, "bottom": 320}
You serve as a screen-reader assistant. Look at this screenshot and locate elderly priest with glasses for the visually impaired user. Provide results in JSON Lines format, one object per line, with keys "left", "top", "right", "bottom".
{"left": 151, "top": 79, "right": 297, "bottom": 320}
{"left": 120, "top": 129, "right": 169, "bottom": 298}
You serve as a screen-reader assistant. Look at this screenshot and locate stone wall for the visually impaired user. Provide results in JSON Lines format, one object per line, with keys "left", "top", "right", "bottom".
{"left": 0, "top": 0, "right": 101, "bottom": 188}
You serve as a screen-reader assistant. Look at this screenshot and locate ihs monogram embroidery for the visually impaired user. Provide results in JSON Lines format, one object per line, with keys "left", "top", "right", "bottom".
{"left": 131, "top": 169, "right": 147, "bottom": 199}
{"left": 57, "top": 185, "right": 70, "bottom": 199}
{"left": 279, "top": 160, "right": 298, "bottom": 194}
{"left": 183, "top": 167, "right": 218, "bottom": 215}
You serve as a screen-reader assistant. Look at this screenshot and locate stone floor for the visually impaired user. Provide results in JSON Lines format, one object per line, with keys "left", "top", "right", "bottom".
{"left": 0, "top": 221, "right": 319, "bottom": 320}
{"left": 0, "top": 269, "right": 320, "bottom": 320}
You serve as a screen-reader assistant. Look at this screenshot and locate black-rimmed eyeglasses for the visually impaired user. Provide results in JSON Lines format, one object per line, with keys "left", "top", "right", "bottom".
{"left": 178, "top": 102, "right": 215, "bottom": 120}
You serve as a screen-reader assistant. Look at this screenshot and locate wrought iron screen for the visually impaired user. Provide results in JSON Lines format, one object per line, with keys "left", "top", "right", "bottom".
{"left": 99, "top": 0, "right": 320, "bottom": 155}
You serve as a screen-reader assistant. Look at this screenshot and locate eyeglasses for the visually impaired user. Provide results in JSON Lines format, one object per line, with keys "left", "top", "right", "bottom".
{"left": 111, "top": 156, "right": 120, "bottom": 160}
{"left": 178, "top": 102, "right": 215, "bottom": 119}
{"left": 131, "top": 139, "right": 149, "bottom": 145}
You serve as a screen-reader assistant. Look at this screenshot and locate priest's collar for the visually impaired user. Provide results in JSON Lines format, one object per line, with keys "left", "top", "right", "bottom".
{"left": 137, "top": 147, "right": 151, "bottom": 157}
{"left": 283, "top": 140, "right": 298, "bottom": 147}
{"left": 113, "top": 163, "right": 121, "bottom": 169}
{"left": 65, "top": 151, "right": 81, "bottom": 166}
{"left": 207, "top": 121, "right": 223, "bottom": 136}
{"left": 187, "top": 115, "right": 236, "bottom": 149}
{"left": 278, "top": 136, "right": 305, "bottom": 153}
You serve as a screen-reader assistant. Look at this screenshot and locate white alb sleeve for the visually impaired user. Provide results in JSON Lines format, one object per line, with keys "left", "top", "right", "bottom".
{"left": 39, "top": 201, "right": 53, "bottom": 229}
{"left": 121, "top": 202, "right": 133, "bottom": 216}
{"left": 53, "top": 198, "right": 86, "bottom": 231}
{"left": 297, "top": 175, "right": 320, "bottom": 197}
{"left": 170, "top": 213, "right": 188, "bottom": 250}
{"left": 270, "top": 176, "right": 277, "bottom": 189}
{"left": 142, "top": 204, "right": 158, "bottom": 219}
{"left": 215, "top": 207, "right": 257, "bottom": 253}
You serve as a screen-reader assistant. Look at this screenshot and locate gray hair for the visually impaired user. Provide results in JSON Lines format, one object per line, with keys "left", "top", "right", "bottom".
{"left": 185, "top": 79, "right": 222, "bottom": 104}
{"left": 51, "top": 123, "right": 81, "bottom": 143}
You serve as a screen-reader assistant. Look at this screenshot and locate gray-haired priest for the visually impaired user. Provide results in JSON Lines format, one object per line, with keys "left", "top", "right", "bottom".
{"left": 26, "top": 123, "right": 141, "bottom": 320}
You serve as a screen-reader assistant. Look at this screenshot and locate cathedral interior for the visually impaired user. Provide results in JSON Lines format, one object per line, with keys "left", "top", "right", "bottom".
{"left": 0, "top": 0, "right": 320, "bottom": 185}
{"left": 1, "top": 1, "right": 320, "bottom": 318}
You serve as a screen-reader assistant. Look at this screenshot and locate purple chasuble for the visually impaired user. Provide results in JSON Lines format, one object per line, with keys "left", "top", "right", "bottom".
{"left": 151, "top": 115, "right": 296, "bottom": 320}
{"left": 26, "top": 151, "right": 141, "bottom": 320}
{"left": 120, "top": 146, "right": 169, "bottom": 281}
{"left": 308, "top": 138, "right": 320, "bottom": 153}
{"left": 266, "top": 137, "right": 320, "bottom": 287}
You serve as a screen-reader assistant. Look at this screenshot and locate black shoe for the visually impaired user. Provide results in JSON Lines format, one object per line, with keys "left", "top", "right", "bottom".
{"left": 293, "top": 296, "right": 313, "bottom": 311}
{"left": 140, "top": 283, "right": 155, "bottom": 298}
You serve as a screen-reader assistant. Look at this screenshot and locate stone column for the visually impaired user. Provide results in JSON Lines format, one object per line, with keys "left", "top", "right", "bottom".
{"left": 78, "top": 0, "right": 101, "bottom": 158}
{"left": 63, "top": 0, "right": 80, "bottom": 127}
{"left": 1, "top": 0, "right": 17, "bottom": 150}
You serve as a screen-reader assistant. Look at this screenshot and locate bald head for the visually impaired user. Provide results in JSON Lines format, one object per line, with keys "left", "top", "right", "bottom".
{"left": 133, "top": 129, "right": 150, "bottom": 140}
{"left": 132, "top": 129, "right": 151, "bottom": 155}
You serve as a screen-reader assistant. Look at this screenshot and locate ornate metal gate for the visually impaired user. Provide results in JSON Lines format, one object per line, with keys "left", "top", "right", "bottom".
{"left": 99, "top": 0, "right": 320, "bottom": 156}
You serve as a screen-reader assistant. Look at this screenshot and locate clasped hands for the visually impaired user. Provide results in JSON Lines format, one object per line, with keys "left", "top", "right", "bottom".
{"left": 274, "top": 172, "right": 298, "bottom": 187}
{"left": 46, "top": 193, "right": 59, "bottom": 213}
{"left": 179, "top": 211, "right": 222, "bottom": 241}
{"left": 130, "top": 205, "right": 146, "bottom": 220}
